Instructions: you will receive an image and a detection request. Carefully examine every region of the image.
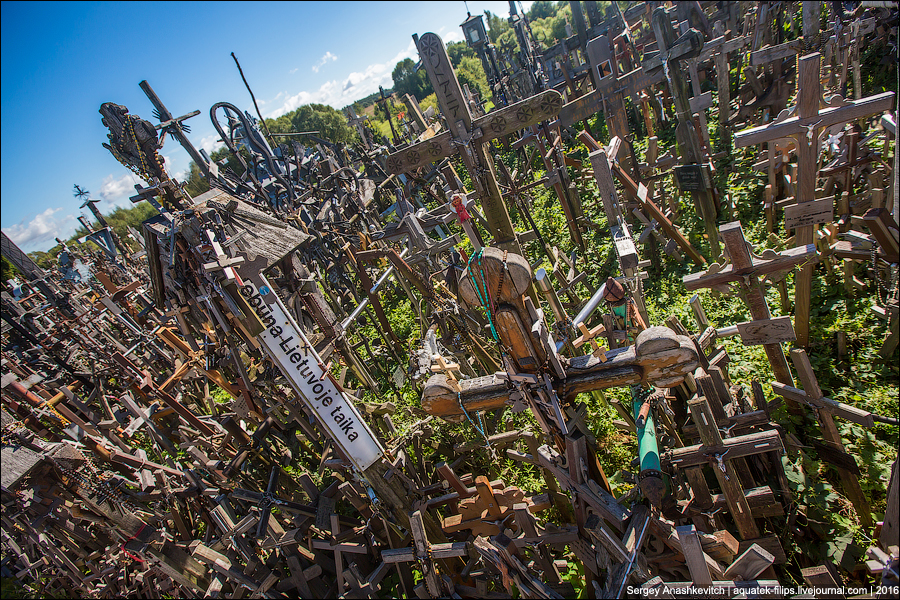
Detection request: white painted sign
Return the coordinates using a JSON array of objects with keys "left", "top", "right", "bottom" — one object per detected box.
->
[{"left": 238, "top": 275, "right": 384, "bottom": 471}]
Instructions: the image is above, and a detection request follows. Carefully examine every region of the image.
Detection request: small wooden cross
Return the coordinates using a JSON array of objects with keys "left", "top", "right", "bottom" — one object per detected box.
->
[
  {"left": 381, "top": 510, "right": 468, "bottom": 598},
  {"left": 684, "top": 221, "right": 816, "bottom": 390}
]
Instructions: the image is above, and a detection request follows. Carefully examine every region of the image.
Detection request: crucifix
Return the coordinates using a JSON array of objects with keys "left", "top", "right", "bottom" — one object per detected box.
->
[
  {"left": 385, "top": 32, "right": 564, "bottom": 256},
  {"left": 684, "top": 221, "right": 817, "bottom": 390},
  {"left": 139, "top": 80, "right": 209, "bottom": 178},
  {"left": 381, "top": 510, "right": 468, "bottom": 598},
  {"left": 734, "top": 51, "right": 895, "bottom": 347},
  {"left": 560, "top": 57, "right": 666, "bottom": 173},
  {"left": 643, "top": 6, "right": 722, "bottom": 260}
]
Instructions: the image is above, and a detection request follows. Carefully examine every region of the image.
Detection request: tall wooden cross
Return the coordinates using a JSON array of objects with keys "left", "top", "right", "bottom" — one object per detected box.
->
[
  {"left": 377, "top": 85, "right": 399, "bottom": 145},
  {"left": 684, "top": 221, "right": 817, "bottom": 389},
  {"left": 385, "top": 32, "right": 563, "bottom": 255},
  {"left": 734, "top": 52, "right": 894, "bottom": 347},
  {"left": 644, "top": 6, "right": 722, "bottom": 259}
]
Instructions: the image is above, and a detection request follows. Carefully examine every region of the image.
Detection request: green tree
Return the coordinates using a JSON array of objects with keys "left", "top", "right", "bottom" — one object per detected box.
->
[
  {"left": 392, "top": 58, "right": 433, "bottom": 101},
  {"left": 294, "top": 104, "right": 358, "bottom": 145},
  {"left": 1, "top": 255, "right": 19, "bottom": 283},
  {"left": 447, "top": 41, "right": 475, "bottom": 68},
  {"left": 527, "top": 0, "right": 557, "bottom": 20},
  {"left": 456, "top": 56, "right": 490, "bottom": 100},
  {"left": 484, "top": 10, "right": 511, "bottom": 44}
]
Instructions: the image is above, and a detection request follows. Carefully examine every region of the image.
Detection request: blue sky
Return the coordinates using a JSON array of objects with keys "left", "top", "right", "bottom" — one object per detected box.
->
[{"left": 1, "top": 1, "right": 532, "bottom": 253}]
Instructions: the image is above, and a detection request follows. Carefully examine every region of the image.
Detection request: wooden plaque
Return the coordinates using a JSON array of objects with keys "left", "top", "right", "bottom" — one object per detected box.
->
[
  {"left": 736, "top": 317, "right": 796, "bottom": 346},
  {"left": 784, "top": 197, "right": 834, "bottom": 230}
]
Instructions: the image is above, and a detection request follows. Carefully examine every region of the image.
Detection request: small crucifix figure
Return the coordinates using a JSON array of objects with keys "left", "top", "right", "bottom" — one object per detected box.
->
[{"left": 734, "top": 51, "right": 894, "bottom": 347}]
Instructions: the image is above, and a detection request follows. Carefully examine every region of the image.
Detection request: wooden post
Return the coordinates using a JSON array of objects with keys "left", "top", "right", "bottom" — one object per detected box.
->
[
  {"left": 789, "top": 349, "right": 873, "bottom": 527},
  {"left": 688, "top": 396, "right": 760, "bottom": 539}
]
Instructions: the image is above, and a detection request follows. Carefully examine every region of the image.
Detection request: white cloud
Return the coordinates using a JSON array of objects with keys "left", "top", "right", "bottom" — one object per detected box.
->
[
  {"left": 99, "top": 172, "right": 140, "bottom": 208},
  {"left": 2, "top": 207, "right": 77, "bottom": 252},
  {"left": 443, "top": 30, "right": 464, "bottom": 44},
  {"left": 312, "top": 51, "right": 338, "bottom": 73},
  {"left": 199, "top": 134, "right": 225, "bottom": 155},
  {"left": 267, "top": 41, "right": 418, "bottom": 118},
  {"left": 289, "top": 67, "right": 299, "bottom": 75}
]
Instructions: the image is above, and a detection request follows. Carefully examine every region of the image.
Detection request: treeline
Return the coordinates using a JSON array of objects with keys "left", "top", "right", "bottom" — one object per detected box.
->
[
  {"left": 139, "top": 3, "right": 587, "bottom": 213},
  {"left": 26, "top": 201, "right": 159, "bottom": 270}
]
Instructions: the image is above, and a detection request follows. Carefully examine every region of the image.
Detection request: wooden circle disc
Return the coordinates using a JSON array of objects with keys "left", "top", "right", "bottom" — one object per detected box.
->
[{"left": 457, "top": 248, "right": 532, "bottom": 308}]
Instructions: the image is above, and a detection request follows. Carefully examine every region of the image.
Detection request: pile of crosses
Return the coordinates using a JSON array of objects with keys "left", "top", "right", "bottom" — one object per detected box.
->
[{"left": 3, "top": 1, "right": 899, "bottom": 598}]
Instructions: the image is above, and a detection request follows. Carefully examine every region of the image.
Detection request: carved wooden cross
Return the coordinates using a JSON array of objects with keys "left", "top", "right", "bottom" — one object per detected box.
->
[
  {"left": 734, "top": 51, "right": 894, "bottom": 346},
  {"left": 385, "top": 32, "right": 563, "bottom": 255},
  {"left": 644, "top": 6, "right": 722, "bottom": 259},
  {"left": 422, "top": 248, "right": 698, "bottom": 421},
  {"left": 684, "top": 221, "right": 817, "bottom": 389}
]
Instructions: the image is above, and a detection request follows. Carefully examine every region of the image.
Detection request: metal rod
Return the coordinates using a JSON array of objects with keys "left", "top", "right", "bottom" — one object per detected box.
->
[
  {"left": 341, "top": 248, "right": 409, "bottom": 330},
  {"left": 571, "top": 281, "right": 608, "bottom": 330}
]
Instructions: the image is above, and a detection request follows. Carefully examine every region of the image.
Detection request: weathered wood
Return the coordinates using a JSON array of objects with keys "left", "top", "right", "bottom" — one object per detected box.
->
[{"left": 688, "top": 396, "right": 759, "bottom": 540}]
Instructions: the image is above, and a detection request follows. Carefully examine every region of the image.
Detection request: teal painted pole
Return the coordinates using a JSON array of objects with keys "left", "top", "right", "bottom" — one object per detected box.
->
[{"left": 632, "top": 386, "right": 665, "bottom": 507}]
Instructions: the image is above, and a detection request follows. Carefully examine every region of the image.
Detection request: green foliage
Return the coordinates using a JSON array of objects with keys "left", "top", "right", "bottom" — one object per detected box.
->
[
  {"left": 2, "top": 255, "right": 20, "bottom": 282},
  {"left": 392, "top": 57, "right": 433, "bottom": 101},
  {"left": 447, "top": 41, "right": 475, "bottom": 68},
  {"left": 484, "top": 10, "right": 511, "bottom": 44},
  {"left": 265, "top": 103, "right": 359, "bottom": 147},
  {"left": 456, "top": 56, "right": 491, "bottom": 101},
  {"left": 527, "top": 0, "right": 557, "bottom": 21}
]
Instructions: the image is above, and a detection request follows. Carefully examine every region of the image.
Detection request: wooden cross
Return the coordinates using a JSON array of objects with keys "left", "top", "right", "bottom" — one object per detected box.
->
[
  {"left": 580, "top": 132, "right": 650, "bottom": 326},
  {"left": 734, "top": 52, "right": 895, "bottom": 346},
  {"left": 641, "top": 526, "right": 780, "bottom": 598},
  {"left": 684, "top": 221, "right": 817, "bottom": 389},
  {"left": 385, "top": 32, "right": 563, "bottom": 255},
  {"left": 376, "top": 85, "right": 399, "bottom": 145},
  {"left": 644, "top": 5, "right": 722, "bottom": 259},
  {"left": 381, "top": 510, "right": 467, "bottom": 598},
  {"left": 423, "top": 248, "right": 699, "bottom": 420},
  {"left": 345, "top": 106, "right": 370, "bottom": 150},
  {"left": 770, "top": 349, "right": 874, "bottom": 527}
]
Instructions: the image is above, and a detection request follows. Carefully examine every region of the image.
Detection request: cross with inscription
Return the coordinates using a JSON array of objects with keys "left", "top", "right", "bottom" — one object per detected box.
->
[
  {"left": 734, "top": 52, "right": 894, "bottom": 347},
  {"left": 643, "top": 6, "right": 722, "bottom": 260},
  {"left": 385, "top": 32, "right": 563, "bottom": 256},
  {"left": 684, "top": 221, "right": 816, "bottom": 390}
]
